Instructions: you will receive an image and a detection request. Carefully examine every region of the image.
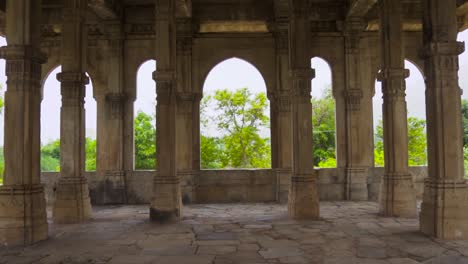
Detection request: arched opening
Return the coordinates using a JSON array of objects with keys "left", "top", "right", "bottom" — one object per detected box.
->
[
  {"left": 458, "top": 29, "right": 468, "bottom": 177},
  {"left": 311, "top": 57, "right": 336, "bottom": 168},
  {"left": 200, "top": 57, "right": 271, "bottom": 169},
  {"left": 134, "top": 60, "right": 156, "bottom": 171},
  {"left": 40, "top": 66, "right": 97, "bottom": 172},
  {"left": 373, "top": 60, "right": 427, "bottom": 167},
  {"left": 0, "top": 36, "right": 6, "bottom": 184}
]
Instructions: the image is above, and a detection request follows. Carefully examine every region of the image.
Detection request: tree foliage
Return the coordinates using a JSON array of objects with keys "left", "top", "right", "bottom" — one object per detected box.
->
[
  {"left": 201, "top": 88, "right": 271, "bottom": 169},
  {"left": 312, "top": 86, "right": 336, "bottom": 167},
  {"left": 40, "top": 138, "right": 97, "bottom": 172},
  {"left": 374, "top": 117, "right": 427, "bottom": 167},
  {"left": 134, "top": 111, "right": 156, "bottom": 170}
]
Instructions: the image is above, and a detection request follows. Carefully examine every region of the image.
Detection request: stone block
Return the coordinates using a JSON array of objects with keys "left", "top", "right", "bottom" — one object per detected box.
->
[
  {"left": 53, "top": 177, "right": 92, "bottom": 224},
  {"left": 0, "top": 185, "right": 48, "bottom": 246}
]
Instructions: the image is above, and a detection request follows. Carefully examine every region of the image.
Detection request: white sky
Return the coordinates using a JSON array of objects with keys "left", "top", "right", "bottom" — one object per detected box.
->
[{"left": 0, "top": 30, "right": 467, "bottom": 145}]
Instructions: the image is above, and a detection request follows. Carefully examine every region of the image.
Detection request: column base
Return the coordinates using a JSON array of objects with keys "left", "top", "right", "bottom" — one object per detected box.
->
[
  {"left": 345, "top": 167, "right": 369, "bottom": 201},
  {"left": 379, "top": 173, "right": 417, "bottom": 218},
  {"left": 420, "top": 179, "right": 468, "bottom": 240},
  {"left": 91, "top": 170, "right": 127, "bottom": 205},
  {"left": 178, "top": 170, "right": 199, "bottom": 204},
  {"left": 0, "top": 184, "right": 48, "bottom": 246},
  {"left": 53, "top": 177, "right": 92, "bottom": 224},
  {"left": 288, "top": 175, "right": 320, "bottom": 219},
  {"left": 150, "top": 176, "right": 182, "bottom": 223}
]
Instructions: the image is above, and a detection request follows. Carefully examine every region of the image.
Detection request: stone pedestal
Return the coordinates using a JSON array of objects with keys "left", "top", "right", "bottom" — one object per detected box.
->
[
  {"left": 379, "top": 174, "right": 417, "bottom": 217},
  {"left": 91, "top": 170, "right": 127, "bottom": 205},
  {"left": 150, "top": 176, "right": 182, "bottom": 222},
  {"left": 53, "top": 177, "right": 92, "bottom": 224},
  {"left": 345, "top": 167, "right": 369, "bottom": 201},
  {"left": 0, "top": 185, "right": 48, "bottom": 246},
  {"left": 420, "top": 180, "right": 468, "bottom": 239},
  {"left": 288, "top": 176, "right": 320, "bottom": 219}
]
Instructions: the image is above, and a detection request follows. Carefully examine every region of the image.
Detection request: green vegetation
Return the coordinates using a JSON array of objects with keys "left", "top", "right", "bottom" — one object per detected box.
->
[
  {"left": 312, "top": 86, "right": 336, "bottom": 167},
  {"left": 374, "top": 117, "right": 428, "bottom": 167},
  {"left": 134, "top": 111, "right": 156, "bottom": 170},
  {"left": 201, "top": 88, "right": 271, "bottom": 169},
  {"left": 40, "top": 138, "right": 97, "bottom": 172}
]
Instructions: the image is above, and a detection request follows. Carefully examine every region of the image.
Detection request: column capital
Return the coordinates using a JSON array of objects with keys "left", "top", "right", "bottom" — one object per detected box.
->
[
  {"left": 0, "top": 45, "right": 46, "bottom": 63},
  {"left": 421, "top": 41, "right": 465, "bottom": 58},
  {"left": 154, "top": 70, "right": 175, "bottom": 105},
  {"left": 105, "top": 93, "right": 127, "bottom": 120},
  {"left": 58, "top": 72, "right": 88, "bottom": 105},
  {"left": 344, "top": 89, "right": 363, "bottom": 111},
  {"left": 153, "top": 70, "right": 175, "bottom": 82},
  {"left": 290, "top": 68, "right": 314, "bottom": 100},
  {"left": 57, "top": 71, "right": 89, "bottom": 85},
  {"left": 269, "top": 91, "right": 292, "bottom": 112},
  {"left": 176, "top": 92, "right": 201, "bottom": 102},
  {"left": 377, "top": 68, "right": 409, "bottom": 82},
  {"left": 0, "top": 46, "right": 46, "bottom": 91},
  {"left": 290, "top": 68, "right": 315, "bottom": 80}
]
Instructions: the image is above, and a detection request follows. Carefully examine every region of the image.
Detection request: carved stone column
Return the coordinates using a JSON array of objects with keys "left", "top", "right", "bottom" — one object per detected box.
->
[
  {"left": 0, "top": 0, "right": 48, "bottom": 246},
  {"left": 94, "top": 92, "right": 127, "bottom": 204},
  {"left": 176, "top": 19, "right": 198, "bottom": 204},
  {"left": 377, "top": 0, "right": 417, "bottom": 218},
  {"left": 272, "top": 25, "right": 293, "bottom": 203},
  {"left": 150, "top": 0, "right": 181, "bottom": 222},
  {"left": 53, "top": 0, "right": 92, "bottom": 223},
  {"left": 176, "top": 92, "right": 200, "bottom": 204},
  {"left": 420, "top": 0, "right": 468, "bottom": 239},
  {"left": 94, "top": 26, "right": 128, "bottom": 205},
  {"left": 343, "top": 18, "right": 370, "bottom": 201},
  {"left": 288, "top": 0, "right": 320, "bottom": 219}
]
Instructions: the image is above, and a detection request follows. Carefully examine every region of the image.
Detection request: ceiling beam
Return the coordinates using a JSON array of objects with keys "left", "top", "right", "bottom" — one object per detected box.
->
[
  {"left": 347, "top": 0, "right": 377, "bottom": 18},
  {"left": 88, "top": 0, "right": 122, "bottom": 20},
  {"left": 176, "top": 0, "right": 192, "bottom": 17}
]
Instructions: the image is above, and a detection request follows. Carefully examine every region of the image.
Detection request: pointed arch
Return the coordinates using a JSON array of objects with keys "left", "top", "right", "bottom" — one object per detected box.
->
[
  {"left": 200, "top": 57, "right": 271, "bottom": 169},
  {"left": 311, "top": 57, "right": 336, "bottom": 168},
  {"left": 134, "top": 59, "right": 157, "bottom": 170}
]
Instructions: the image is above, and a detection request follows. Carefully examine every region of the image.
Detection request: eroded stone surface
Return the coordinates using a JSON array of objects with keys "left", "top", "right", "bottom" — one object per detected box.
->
[{"left": 1, "top": 202, "right": 468, "bottom": 264}]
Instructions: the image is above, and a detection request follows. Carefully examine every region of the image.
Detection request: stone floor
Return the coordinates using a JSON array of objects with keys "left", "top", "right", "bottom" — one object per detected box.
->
[{"left": 1, "top": 202, "right": 468, "bottom": 264}]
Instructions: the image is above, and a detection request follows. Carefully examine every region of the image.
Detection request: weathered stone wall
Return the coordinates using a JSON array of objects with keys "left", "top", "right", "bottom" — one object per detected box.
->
[{"left": 41, "top": 167, "right": 428, "bottom": 205}]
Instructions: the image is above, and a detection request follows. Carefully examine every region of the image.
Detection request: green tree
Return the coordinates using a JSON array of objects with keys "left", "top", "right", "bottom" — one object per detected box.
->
[
  {"left": 41, "top": 139, "right": 60, "bottom": 172},
  {"left": 312, "top": 86, "right": 336, "bottom": 167},
  {"left": 85, "top": 138, "right": 97, "bottom": 171},
  {"left": 134, "top": 111, "right": 156, "bottom": 170},
  {"left": 374, "top": 117, "right": 427, "bottom": 167},
  {"left": 462, "top": 99, "right": 468, "bottom": 147},
  {"left": 200, "top": 135, "right": 225, "bottom": 169},
  {"left": 201, "top": 88, "right": 271, "bottom": 169}
]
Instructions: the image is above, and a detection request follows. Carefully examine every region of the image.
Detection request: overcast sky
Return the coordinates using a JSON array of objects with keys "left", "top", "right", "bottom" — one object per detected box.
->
[{"left": 0, "top": 30, "right": 467, "bottom": 145}]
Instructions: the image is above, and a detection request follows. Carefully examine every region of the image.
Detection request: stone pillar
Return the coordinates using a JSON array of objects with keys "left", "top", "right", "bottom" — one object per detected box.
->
[
  {"left": 150, "top": 0, "right": 181, "bottom": 222},
  {"left": 53, "top": 0, "right": 92, "bottom": 223},
  {"left": 343, "top": 18, "right": 370, "bottom": 201},
  {"left": 288, "top": 0, "right": 320, "bottom": 219},
  {"left": 377, "top": 0, "right": 417, "bottom": 218},
  {"left": 94, "top": 92, "right": 127, "bottom": 204},
  {"left": 0, "top": 0, "right": 48, "bottom": 246},
  {"left": 94, "top": 26, "right": 127, "bottom": 205},
  {"left": 420, "top": 0, "right": 468, "bottom": 239},
  {"left": 176, "top": 19, "right": 199, "bottom": 204},
  {"left": 271, "top": 26, "right": 293, "bottom": 203}
]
